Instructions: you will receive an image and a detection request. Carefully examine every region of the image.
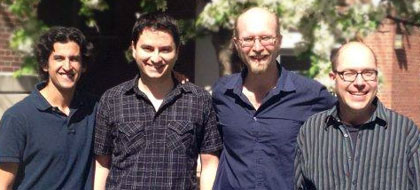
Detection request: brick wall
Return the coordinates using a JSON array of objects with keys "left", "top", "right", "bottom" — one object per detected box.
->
[
  {"left": 365, "top": 19, "right": 420, "bottom": 127},
  {"left": 0, "top": 4, "right": 22, "bottom": 72}
]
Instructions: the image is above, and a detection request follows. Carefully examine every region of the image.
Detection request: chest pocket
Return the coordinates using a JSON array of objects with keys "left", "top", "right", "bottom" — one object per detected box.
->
[
  {"left": 116, "top": 121, "right": 146, "bottom": 155},
  {"left": 166, "top": 121, "right": 195, "bottom": 153}
]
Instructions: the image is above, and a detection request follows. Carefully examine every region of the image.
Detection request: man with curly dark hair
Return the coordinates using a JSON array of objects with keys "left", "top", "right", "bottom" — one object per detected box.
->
[{"left": 0, "top": 26, "right": 96, "bottom": 190}]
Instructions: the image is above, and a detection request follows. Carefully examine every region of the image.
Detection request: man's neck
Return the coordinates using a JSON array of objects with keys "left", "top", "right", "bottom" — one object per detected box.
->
[
  {"left": 338, "top": 103, "right": 376, "bottom": 126},
  {"left": 242, "top": 62, "right": 279, "bottom": 110},
  {"left": 138, "top": 73, "right": 174, "bottom": 111},
  {"left": 40, "top": 82, "right": 75, "bottom": 116}
]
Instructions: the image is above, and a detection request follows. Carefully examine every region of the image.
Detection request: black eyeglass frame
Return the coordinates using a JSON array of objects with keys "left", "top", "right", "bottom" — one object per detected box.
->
[{"left": 334, "top": 69, "right": 378, "bottom": 82}]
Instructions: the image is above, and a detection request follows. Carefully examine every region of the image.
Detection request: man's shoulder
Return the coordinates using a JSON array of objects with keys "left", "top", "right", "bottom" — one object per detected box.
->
[
  {"left": 101, "top": 80, "right": 134, "bottom": 99},
  {"left": 300, "top": 108, "right": 331, "bottom": 130},
  {"left": 1, "top": 93, "right": 38, "bottom": 122},
  {"left": 212, "top": 73, "right": 240, "bottom": 95},
  {"left": 181, "top": 82, "right": 211, "bottom": 97},
  {"left": 5, "top": 93, "right": 37, "bottom": 114},
  {"left": 77, "top": 90, "right": 99, "bottom": 105},
  {"left": 286, "top": 70, "right": 325, "bottom": 93},
  {"left": 380, "top": 103, "right": 418, "bottom": 129}
]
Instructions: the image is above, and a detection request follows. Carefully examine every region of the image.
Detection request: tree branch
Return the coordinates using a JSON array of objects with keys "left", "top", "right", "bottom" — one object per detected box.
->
[{"left": 386, "top": 15, "right": 420, "bottom": 27}]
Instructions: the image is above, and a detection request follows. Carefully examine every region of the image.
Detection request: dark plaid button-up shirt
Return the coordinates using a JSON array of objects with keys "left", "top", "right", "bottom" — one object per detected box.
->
[
  {"left": 94, "top": 75, "right": 222, "bottom": 190},
  {"left": 295, "top": 98, "right": 420, "bottom": 190}
]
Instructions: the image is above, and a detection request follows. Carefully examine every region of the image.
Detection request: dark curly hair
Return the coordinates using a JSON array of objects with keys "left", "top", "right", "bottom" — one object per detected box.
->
[
  {"left": 131, "top": 12, "right": 180, "bottom": 49},
  {"left": 36, "top": 26, "right": 93, "bottom": 81}
]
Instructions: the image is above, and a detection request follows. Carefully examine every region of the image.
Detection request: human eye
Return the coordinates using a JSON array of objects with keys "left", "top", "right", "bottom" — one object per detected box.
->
[
  {"left": 343, "top": 71, "right": 357, "bottom": 77},
  {"left": 362, "top": 70, "right": 376, "bottom": 76},
  {"left": 160, "top": 47, "right": 172, "bottom": 53},
  {"left": 141, "top": 45, "right": 154, "bottom": 52},
  {"left": 53, "top": 55, "right": 65, "bottom": 61},
  {"left": 261, "top": 36, "right": 272, "bottom": 42},
  {"left": 242, "top": 37, "right": 254, "bottom": 43},
  {"left": 69, "top": 56, "right": 81, "bottom": 62}
]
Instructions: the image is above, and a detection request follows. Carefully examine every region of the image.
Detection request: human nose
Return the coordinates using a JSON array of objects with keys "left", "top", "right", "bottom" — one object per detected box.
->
[
  {"left": 62, "top": 59, "right": 72, "bottom": 71},
  {"left": 252, "top": 38, "right": 264, "bottom": 52},
  {"left": 150, "top": 50, "right": 162, "bottom": 64},
  {"left": 353, "top": 73, "right": 365, "bottom": 85}
]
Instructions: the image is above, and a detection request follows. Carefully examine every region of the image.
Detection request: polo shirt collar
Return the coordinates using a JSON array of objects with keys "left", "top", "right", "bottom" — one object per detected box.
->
[
  {"left": 31, "top": 82, "right": 51, "bottom": 111},
  {"left": 225, "top": 62, "right": 296, "bottom": 95},
  {"left": 325, "top": 97, "right": 388, "bottom": 129},
  {"left": 31, "top": 82, "right": 86, "bottom": 112}
]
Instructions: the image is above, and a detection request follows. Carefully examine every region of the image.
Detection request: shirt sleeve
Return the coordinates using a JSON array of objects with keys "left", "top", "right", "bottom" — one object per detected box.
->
[
  {"left": 199, "top": 94, "right": 223, "bottom": 154},
  {"left": 0, "top": 113, "right": 26, "bottom": 163},
  {"left": 408, "top": 123, "right": 420, "bottom": 189},
  {"left": 94, "top": 95, "right": 113, "bottom": 155}
]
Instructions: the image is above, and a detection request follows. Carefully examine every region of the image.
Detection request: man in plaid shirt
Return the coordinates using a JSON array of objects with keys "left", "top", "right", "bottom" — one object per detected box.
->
[{"left": 93, "top": 12, "right": 222, "bottom": 190}]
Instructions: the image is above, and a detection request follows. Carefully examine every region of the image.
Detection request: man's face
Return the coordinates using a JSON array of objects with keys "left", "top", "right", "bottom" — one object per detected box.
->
[
  {"left": 234, "top": 9, "right": 281, "bottom": 74},
  {"left": 44, "top": 41, "right": 84, "bottom": 91},
  {"left": 132, "top": 28, "right": 178, "bottom": 80},
  {"left": 330, "top": 43, "right": 378, "bottom": 113}
]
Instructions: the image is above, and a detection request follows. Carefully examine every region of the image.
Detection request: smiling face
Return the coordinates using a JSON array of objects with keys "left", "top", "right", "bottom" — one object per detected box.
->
[
  {"left": 330, "top": 42, "right": 378, "bottom": 113},
  {"left": 132, "top": 27, "right": 178, "bottom": 81},
  {"left": 234, "top": 8, "right": 281, "bottom": 74},
  {"left": 43, "top": 41, "right": 84, "bottom": 92}
]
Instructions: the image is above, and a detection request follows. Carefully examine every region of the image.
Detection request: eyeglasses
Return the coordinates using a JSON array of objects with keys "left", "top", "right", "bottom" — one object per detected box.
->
[
  {"left": 335, "top": 69, "right": 378, "bottom": 82},
  {"left": 236, "top": 36, "right": 277, "bottom": 47}
]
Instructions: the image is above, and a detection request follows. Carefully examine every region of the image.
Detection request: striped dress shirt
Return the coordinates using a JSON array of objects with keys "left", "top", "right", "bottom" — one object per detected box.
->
[{"left": 295, "top": 98, "right": 420, "bottom": 190}]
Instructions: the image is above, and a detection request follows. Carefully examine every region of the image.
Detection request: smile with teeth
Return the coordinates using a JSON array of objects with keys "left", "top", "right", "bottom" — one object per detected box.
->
[
  {"left": 250, "top": 55, "right": 268, "bottom": 61},
  {"left": 146, "top": 62, "right": 166, "bottom": 70},
  {"left": 59, "top": 72, "right": 75, "bottom": 79},
  {"left": 349, "top": 91, "right": 368, "bottom": 96}
]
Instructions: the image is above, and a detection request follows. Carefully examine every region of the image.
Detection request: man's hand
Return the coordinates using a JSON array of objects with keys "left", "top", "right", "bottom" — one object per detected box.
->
[
  {"left": 174, "top": 71, "right": 189, "bottom": 84},
  {"left": 0, "top": 162, "right": 18, "bottom": 190}
]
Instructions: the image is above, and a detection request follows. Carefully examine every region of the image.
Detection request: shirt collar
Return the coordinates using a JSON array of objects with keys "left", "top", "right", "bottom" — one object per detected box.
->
[
  {"left": 224, "top": 62, "right": 296, "bottom": 95},
  {"left": 324, "top": 97, "right": 388, "bottom": 129},
  {"left": 123, "top": 73, "right": 194, "bottom": 96},
  {"left": 31, "top": 82, "right": 51, "bottom": 111},
  {"left": 31, "top": 81, "right": 85, "bottom": 111}
]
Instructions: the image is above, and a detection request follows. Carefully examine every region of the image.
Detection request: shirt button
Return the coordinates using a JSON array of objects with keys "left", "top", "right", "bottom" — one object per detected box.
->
[
  {"left": 253, "top": 117, "right": 257, "bottom": 121},
  {"left": 344, "top": 133, "right": 349, "bottom": 138},
  {"left": 348, "top": 157, "right": 352, "bottom": 161}
]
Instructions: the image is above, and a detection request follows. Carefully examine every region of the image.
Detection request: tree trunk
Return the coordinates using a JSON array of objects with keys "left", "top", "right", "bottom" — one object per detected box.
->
[{"left": 211, "top": 29, "right": 242, "bottom": 76}]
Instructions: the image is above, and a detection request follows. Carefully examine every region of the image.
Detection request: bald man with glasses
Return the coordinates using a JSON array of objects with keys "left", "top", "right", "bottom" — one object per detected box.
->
[
  {"left": 295, "top": 41, "right": 420, "bottom": 189},
  {"left": 211, "top": 7, "right": 336, "bottom": 190}
]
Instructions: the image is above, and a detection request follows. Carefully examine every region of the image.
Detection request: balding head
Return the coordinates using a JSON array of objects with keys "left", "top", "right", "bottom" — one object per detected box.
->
[
  {"left": 331, "top": 41, "right": 377, "bottom": 71},
  {"left": 234, "top": 7, "right": 280, "bottom": 38}
]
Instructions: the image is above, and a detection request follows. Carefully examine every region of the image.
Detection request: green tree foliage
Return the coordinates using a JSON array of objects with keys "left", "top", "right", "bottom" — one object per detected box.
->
[
  {"left": 4, "top": 0, "right": 420, "bottom": 84},
  {"left": 196, "top": 0, "right": 420, "bottom": 88}
]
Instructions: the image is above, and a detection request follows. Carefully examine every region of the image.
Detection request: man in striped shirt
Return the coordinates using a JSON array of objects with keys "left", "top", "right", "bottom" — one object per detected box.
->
[{"left": 295, "top": 41, "right": 420, "bottom": 189}]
